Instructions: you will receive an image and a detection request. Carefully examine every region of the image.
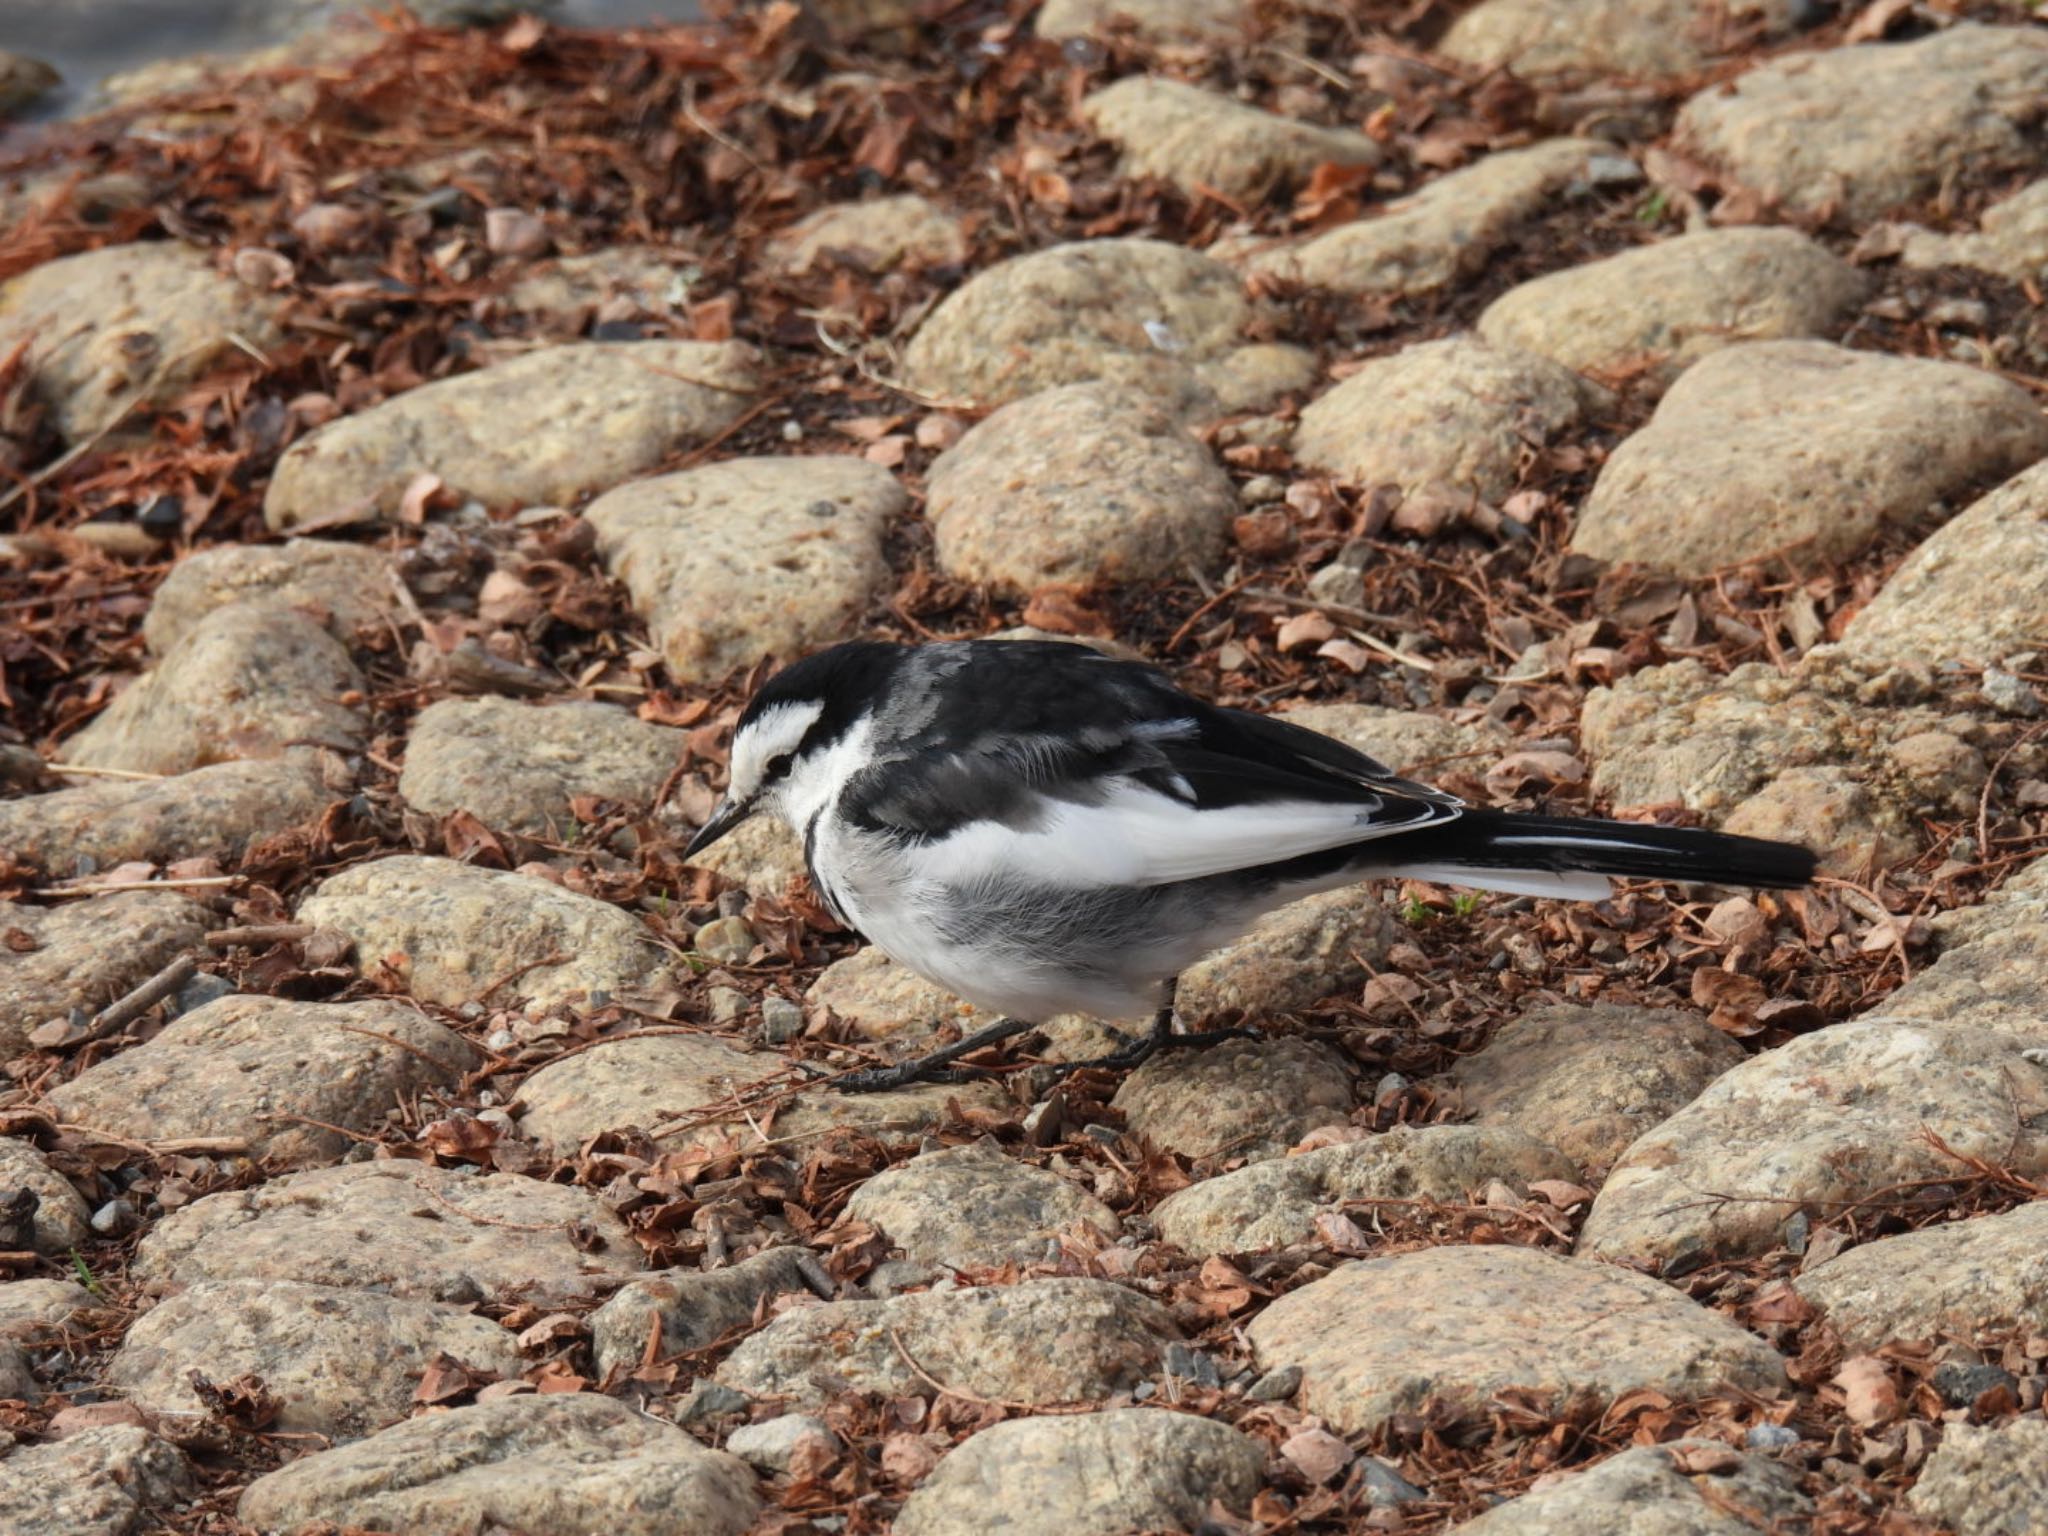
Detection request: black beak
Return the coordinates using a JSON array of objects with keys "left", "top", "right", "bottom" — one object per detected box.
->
[{"left": 684, "top": 795, "right": 754, "bottom": 860}]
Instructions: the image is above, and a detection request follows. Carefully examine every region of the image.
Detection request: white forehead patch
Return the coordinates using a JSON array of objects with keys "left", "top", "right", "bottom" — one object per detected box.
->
[{"left": 729, "top": 699, "right": 824, "bottom": 801}]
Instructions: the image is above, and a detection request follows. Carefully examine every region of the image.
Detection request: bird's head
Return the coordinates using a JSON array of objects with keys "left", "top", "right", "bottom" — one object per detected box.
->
[{"left": 683, "top": 641, "right": 906, "bottom": 859}]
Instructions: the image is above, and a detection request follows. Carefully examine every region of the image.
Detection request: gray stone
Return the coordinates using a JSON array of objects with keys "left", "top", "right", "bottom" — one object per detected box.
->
[
  {"left": 1248, "top": 1247, "right": 1785, "bottom": 1434},
  {"left": 1795, "top": 1201, "right": 2048, "bottom": 1348},
  {"left": 767, "top": 195, "right": 967, "bottom": 275},
  {"left": 503, "top": 245, "right": 688, "bottom": 325},
  {"left": 1673, "top": 24, "right": 2048, "bottom": 222},
  {"left": 237, "top": 1393, "right": 758, "bottom": 1536},
  {"left": 400, "top": 697, "right": 681, "bottom": 834},
  {"left": 0, "top": 890, "right": 205, "bottom": 1056},
  {"left": 60, "top": 607, "right": 367, "bottom": 775},
  {"left": 1292, "top": 336, "right": 1597, "bottom": 500},
  {"left": 1573, "top": 340, "right": 2048, "bottom": 576},
  {"left": 1036, "top": 0, "right": 1246, "bottom": 42},
  {"left": 0, "top": 242, "right": 286, "bottom": 443},
  {"left": 0, "top": 52, "right": 59, "bottom": 115},
  {"left": 1909, "top": 1419, "right": 2048, "bottom": 1536},
  {"left": 726, "top": 1414, "right": 840, "bottom": 1474},
  {"left": 903, "top": 238, "right": 1314, "bottom": 419},
  {"left": 296, "top": 854, "right": 673, "bottom": 1011},
  {"left": 846, "top": 1142, "right": 1119, "bottom": 1270},
  {"left": 0, "top": 1137, "right": 90, "bottom": 1255},
  {"left": 1152, "top": 1123, "right": 1577, "bottom": 1256},
  {"left": 1580, "top": 1021, "right": 2048, "bottom": 1266},
  {"left": 1273, "top": 702, "right": 1503, "bottom": 776},
  {"left": 1244, "top": 139, "right": 1618, "bottom": 297},
  {"left": 0, "top": 1425, "right": 192, "bottom": 1536},
  {"left": 590, "top": 1248, "right": 817, "bottom": 1377},
  {"left": 1080, "top": 77, "right": 1379, "bottom": 201},
  {"left": 1112, "top": 1036, "right": 1353, "bottom": 1163},
  {"left": 1476, "top": 228, "right": 1863, "bottom": 390},
  {"left": 134, "top": 1161, "right": 641, "bottom": 1303},
  {"left": 1447, "top": 1003, "right": 1743, "bottom": 1172},
  {"left": 46, "top": 996, "right": 480, "bottom": 1167},
  {"left": 585, "top": 455, "right": 901, "bottom": 684},
  {"left": 893, "top": 1408, "right": 1262, "bottom": 1536},
  {"left": 0, "top": 1279, "right": 94, "bottom": 1340},
  {"left": 107, "top": 1278, "right": 522, "bottom": 1437},
  {"left": 926, "top": 384, "right": 1237, "bottom": 593},
  {"left": 717, "top": 1277, "right": 1178, "bottom": 1406},
  {"left": 0, "top": 757, "right": 338, "bottom": 873},
  {"left": 142, "top": 538, "right": 398, "bottom": 654},
  {"left": 1882, "top": 178, "right": 2048, "bottom": 284},
  {"left": 1441, "top": 0, "right": 1809, "bottom": 78},
  {"left": 265, "top": 340, "right": 762, "bottom": 529},
  {"left": 0, "top": 1342, "right": 35, "bottom": 1401},
  {"left": 1448, "top": 1441, "right": 1810, "bottom": 1535},
  {"left": 1842, "top": 459, "right": 2048, "bottom": 669}
]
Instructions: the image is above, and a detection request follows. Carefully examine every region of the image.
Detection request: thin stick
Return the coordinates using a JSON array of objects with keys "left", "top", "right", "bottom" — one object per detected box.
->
[
  {"left": 887, "top": 1326, "right": 1098, "bottom": 1414},
  {"left": 205, "top": 923, "right": 314, "bottom": 948},
  {"left": 81, "top": 955, "right": 196, "bottom": 1042},
  {"left": 52, "top": 1126, "right": 250, "bottom": 1156},
  {"left": 35, "top": 875, "right": 243, "bottom": 897},
  {"left": 46, "top": 762, "right": 165, "bottom": 781}
]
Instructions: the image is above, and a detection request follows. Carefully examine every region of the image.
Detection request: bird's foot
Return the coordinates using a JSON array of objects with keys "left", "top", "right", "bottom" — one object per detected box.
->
[
  {"left": 832, "top": 1015, "right": 1033, "bottom": 1094},
  {"left": 1048, "top": 1016, "right": 1259, "bottom": 1078}
]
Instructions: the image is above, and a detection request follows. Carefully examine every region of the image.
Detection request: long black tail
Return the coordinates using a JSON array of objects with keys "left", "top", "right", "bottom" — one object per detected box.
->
[{"left": 1376, "top": 808, "right": 1816, "bottom": 900}]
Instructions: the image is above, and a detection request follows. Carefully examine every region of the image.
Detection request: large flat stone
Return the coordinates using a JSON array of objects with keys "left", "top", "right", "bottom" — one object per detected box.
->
[
  {"left": 1881, "top": 177, "right": 2048, "bottom": 284},
  {"left": 47, "top": 996, "right": 479, "bottom": 1167},
  {"left": 0, "top": 890, "right": 205, "bottom": 1056},
  {"left": 717, "top": 1278, "right": 1179, "bottom": 1406},
  {"left": 767, "top": 194, "right": 968, "bottom": 275},
  {"left": 0, "top": 1136, "right": 91, "bottom": 1255},
  {"left": 1795, "top": 1199, "right": 2048, "bottom": 1349},
  {"left": 0, "top": 1279, "right": 94, "bottom": 1340},
  {"left": 142, "top": 538, "right": 398, "bottom": 654},
  {"left": 134, "top": 1161, "right": 642, "bottom": 1303},
  {"left": 846, "top": 1142, "right": 1120, "bottom": 1271},
  {"left": 264, "top": 340, "right": 761, "bottom": 529},
  {"left": 1448, "top": 1441, "right": 1810, "bottom": 1535},
  {"left": 1247, "top": 1246, "right": 1786, "bottom": 1434},
  {"left": 584, "top": 455, "right": 901, "bottom": 685},
  {"left": 296, "top": 855, "right": 673, "bottom": 1011},
  {"left": 589, "top": 1248, "right": 818, "bottom": 1377},
  {"left": 237, "top": 1393, "right": 758, "bottom": 1536},
  {"left": 1908, "top": 1419, "right": 2048, "bottom": 1536},
  {"left": 0, "top": 1425, "right": 192, "bottom": 1536},
  {"left": 1112, "top": 1036, "right": 1354, "bottom": 1163},
  {"left": 1442, "top": 0, "right": 1811, "bottom": 78},
  {"left": 1572, "top": 340, "right": 2048, "bottom": 575},
  {"left": 1152, "top": 1124, "right": 1576, "bottom": 1256},
  {"left": 107, "top": 1278, "right": 523, "bottom": 1438},
  {"left": 1080, "top": 77, "right": 1379, "bottom": 201},
  {"left": 1036, "top": 0, "right": 1246, "bottom": 42}
]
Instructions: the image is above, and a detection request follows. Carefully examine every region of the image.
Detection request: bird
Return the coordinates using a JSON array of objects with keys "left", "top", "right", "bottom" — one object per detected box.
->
[{"left": 684, "top": 638, "right": 1816, "bottom": 1092}]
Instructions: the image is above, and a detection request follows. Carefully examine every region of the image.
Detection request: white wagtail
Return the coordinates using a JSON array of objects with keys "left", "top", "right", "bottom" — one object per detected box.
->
[{"left": 684, "top": 639, "right": 1815, "bottom": 1092}]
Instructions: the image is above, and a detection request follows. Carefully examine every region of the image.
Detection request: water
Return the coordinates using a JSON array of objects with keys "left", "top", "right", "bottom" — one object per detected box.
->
[{"left": 0, "top": 1, "right": 704, "bottom": 118}]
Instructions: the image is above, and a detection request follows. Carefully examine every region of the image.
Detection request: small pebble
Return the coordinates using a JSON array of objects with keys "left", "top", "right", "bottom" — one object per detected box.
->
[
  {"left": 1980, "top": 668, "right": 2043, "bottom": 717},
  {"left": 1745, "top": 1423, "right": 1802, "bottom": 1451},
  {"left": 1246, "top": 1364, "right": 1302, "bottom": 1401},
  {"left": 676, "top": 1380, "right": 750, "bottom": 1423},
  {"left": 1354, "top": 1454, "right": 1428, "bottom": 1508},
  {"left": 727, "top": 1412, "right": 841, "bottom": 1473},
  {"left": 1163, "top": 1342, "right": 1223, "bottom": 1390},
  {"left": 708, "top": 986, "right": 749, "bottom": 1024},
  {"left": 90, "top": 1198, "right": 137, "bottom": 1236},
  {"left": 1240, "top": 474, "right": 1287, "bottom": 505},
  {"left": 694, "top": 917, "right": 756, "bottom": 966},
  {"left": 760, "top": 996, "right": 805, "bottom": 1043},
  {"left": 1931, "top": 1359, "right": 2017, "bottom": 1408}
]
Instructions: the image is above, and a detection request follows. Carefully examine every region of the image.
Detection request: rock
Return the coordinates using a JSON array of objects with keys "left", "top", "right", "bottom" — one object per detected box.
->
[
  {"left": 59, "top": 608, "right": 367, "bottom": 775},
  {"left": 1080, "top": 77, "right": 1379, "bottom": 201},
  {"left": 237, "top": 1393, "right": 757, "bottom": 1536},
  {"left": 46, "top": 997, "right": 480, "bottom": 1167},
  {"left": 926, "top": 384, "right": 1237, "bottom": 592},
  {"left": 0, "top": 242, "right": 286, "bottom": 444},
  {"left": 585, "top": 455, "right": 902, "bottom": 684},
  {"left": 1244, "top": 139, "right": 1621, "bottom": 297},
  {"left": 141, "top": 538, "right": 398, "bottom": 654},
  {"left": 503, "top": 245, "right": 687, "bottom": 325},
  {"left": 902, "top": 238, "right": 1314, "bottom": 419},
  {"left": 1580, "top": 1021, "right": 2048, "bottom": 1266},
  {"left": 726, "top": 1414, "right": 840, "bottom": 1474},
  {"left": 0, "top": 52, "right": 59, "bottom": 115},
  {"left": 1794, "top": 1201, "right": 2048, "bottom": 1348},
  {"left": 1908, "top": 1419, "right": 2048, "bottom": 1536},
  {"left": 0, "top": 890, "right": 205, "bottom": 1056},
  {"left": 1273, "top": 702, "right": 1502, "bottom": 775},
  {"left": 1441, "top": 0, "right": 1808, "bottom": 78},
  {"left": 1447, "top": 1003, "right": 1743, "bottom": 1172},
  {"left": 846, "top": 1142, "right": 1120, "bottom": 1270},
  {"left": 400, "top": 697, "right": 682, "bottom": 834},
  {"left": 0, "top": 1425, "right": 192, "bottom": 1536},
  {"left": 1580, "top": 649, "right": 2000, "bottom": 868},
  {"left": 1036, "top": 0, "right": 1246, "bottom": 41},
  {"left": 1113, "top": 1036, "right": 1354, "bottom": 1163},
  {"left": 106, "top": 1279, "right": 521, "bottom": 1437},
  {"left": 1882, "top": 178, "right": 2048, "bottom": 284},
  {"left": 1574, "top": 340, "right": 2048, "bottom": 576},
  {"left": 1841, "top": 459, "right": 2048, "bottom": 669},
  {"left": 1448, "top": 1441, "right": 1810, "bottom": 1535},
  {"left": 0, "top": 758, "right": 338, "bottom": 874},
  {"left": 0, "top": 1137, "right": 90, "bottom": 1254},
  {"left": 1249, "top": 1246, "right": 1784, "bottom": 1434},
  {"left": 1672, "top": 25, "right": 2048, "bottom": 222},
  {"left": 688, "top": 813, "right": 807, "bottom": 898},
  {"left": 134, "top": 1161, "right": 641, "bottom": 1303},
  {"left": 0, "top": 1279, "right": 93, "bottom": 1340},
  {"left": 296, "top": 855, "right": 673, "bottom": 1011},
  {"left": 0, "top": 1341, "right": 34, "bottom": 1400},
  {"left": 1153, "top": 1123, "right": 1576, "bottom": 1256},
  {"left": 893, "top": 1408, "right": 1262, "bottom": 1536},
  {"left": 717, "top": 1277, "right": 1178, "bottom": 1406},
  {"left": 1477, "top": 229, "right": 1863, "bottom": 390},
  {"left": 264, "top": 341, "right": 762, "bottom": 529},
  {"left": 590, "top": 1248, "right": 818, "bottom": 1377},
  {"left": 1291, "top": 336, "right": 1597, "bottom": 500},
  {"left": 768, "top": 195, "right": 968, "bottom": 274}
]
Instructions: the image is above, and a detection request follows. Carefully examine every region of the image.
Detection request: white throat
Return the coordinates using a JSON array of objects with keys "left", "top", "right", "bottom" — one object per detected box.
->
[{"left": 772, "top": 711, "right": 878, "bottom": 835}]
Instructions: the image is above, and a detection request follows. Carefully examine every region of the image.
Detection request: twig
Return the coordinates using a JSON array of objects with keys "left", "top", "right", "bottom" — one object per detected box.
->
[
  {"left": 886, "top": 1326, "right": 1098, "bottom": 1414},
  {"left": 1237, "top": 585, "right": 1418, "bottom": 633},
  {"left": 205, "top": 923, "right": 315, "bottom": 947},
  {"left": 335, "top": 1025, "right": 471, "bottom": 1080},
  {"left": 1979, "top": 721, "right": 2046, "bottom": 865},
  {"left": 81, "top": 955, "right": 196, "bottom": 1043},
  {"left": 259, "top": 1112, "right": 382, "bottom": 1146},
  {"left": 34, "top": 875, "right": 243, "bottom": 897},
  {"left": 52, "top": 1125, "right": 249, "bottom": 1157},
  {"left": 46, "top": 762, "right": 165, "bottom": 781}
]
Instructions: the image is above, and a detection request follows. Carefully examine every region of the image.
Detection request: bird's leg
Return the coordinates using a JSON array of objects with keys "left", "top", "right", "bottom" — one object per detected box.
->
[
  {"left": 834, "top": 1014, "right": 1036, "bottom": 1094},
  {"left": 1050, "top": 978, "right": 1258, "bottom": 1077}
]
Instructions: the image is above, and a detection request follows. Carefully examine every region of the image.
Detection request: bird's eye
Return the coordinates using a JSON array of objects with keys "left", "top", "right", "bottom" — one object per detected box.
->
[{"left": 763, "top": 753, "right": 793, "bottom": 783}]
